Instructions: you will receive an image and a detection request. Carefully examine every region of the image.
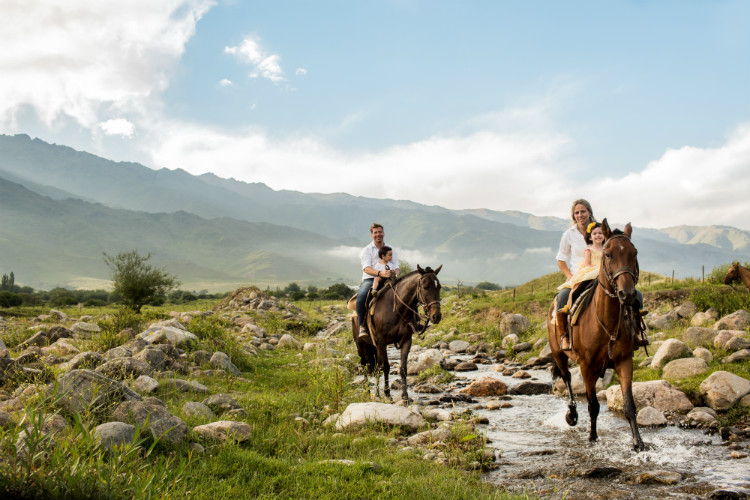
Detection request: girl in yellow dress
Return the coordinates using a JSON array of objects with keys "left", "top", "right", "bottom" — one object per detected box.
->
[{"left": 558, "top": 221, "right": 605, "bottom": 291}]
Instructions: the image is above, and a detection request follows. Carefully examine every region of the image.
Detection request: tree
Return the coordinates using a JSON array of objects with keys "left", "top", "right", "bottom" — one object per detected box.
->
[
  {"left": 476, "top": 281, "right": 501, "bottom": 290},
  {"left": 103, "top": 251, "right": 179, "bottom": 313}
]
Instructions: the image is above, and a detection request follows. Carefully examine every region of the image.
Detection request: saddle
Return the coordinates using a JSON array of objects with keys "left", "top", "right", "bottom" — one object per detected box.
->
[{"left": 569, "top": 279, "right": 597, "bottom": 326}]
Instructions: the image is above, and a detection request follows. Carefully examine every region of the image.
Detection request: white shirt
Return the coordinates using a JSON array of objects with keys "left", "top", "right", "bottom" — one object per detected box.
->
[
  {"left": 360, "top": 241, "right": 399, "bottom": 280},
  {"left": 556, "top": 226, "right": 588, "bottom": 273}
]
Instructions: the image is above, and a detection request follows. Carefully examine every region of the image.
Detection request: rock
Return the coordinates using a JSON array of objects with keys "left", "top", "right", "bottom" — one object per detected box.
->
[
  {"left": 413, "top": 383, "right": 442, "bottom": 393},
  {"left": 725, "top": 336, "right": 750, "bottom": 352},
  {"left": 508, "top": 381, "right": 552, "bottom": 396},
  {"left": 192, "top": 421, "right": 252, "bottom": 443},
  {"left": 686, "top": 407, "right": 718, "bottom": 426},
  {"left": 675, "top": 301, "right": 698, "bottom": 318},
  {"left": 335, "top": 402, "right": 424, "bottom": 430},
  {"left": 646, "top": 310, "right": 679, "bottom": 331},
  {"left": 606, "top": 380, "right": 693, "bottom": 413},
  {"left": 512, "top": 370, "right": 531, "bottom": 379},
  {"left": 47, "top": 326, "right": 72, "bottom": 342},
  {"left": 454, "top": 361, "right": 477, "bottom": 372},
  {"left": 700, "top": 371, "right": 750, "bottom": 410},
  {"left": 501, "top": 314, "right": 531, "bottom": 336},
  {"left": 422, "top": 408, "right": 454, "bottom": 421},
  {"left": 662, "top": 358, "right": 708, "bottom": 380},
  {"left": 20, "top": 331, "right": 49, "bottom": 348},
  {"left": 95, "top": 357, "right": 154, "bottom": 379},
  {"left": 512, "top": 342, "right": 533, "bottom": 353},
  {"left": 103, "top": 346, "right": 133, "bottom": 361},
  {"left": 49, "top": 309, "right": 69, "bottom": 321},
  {"left": 160, "top": 378, "right": 210, "bottom": 393},
  {"left": 714, "top": 330, "right": 748, "bottom": 350},
  {"left": 132, "top": 375, "right": 160, "bottom": 394},
  {"left": 193, "top": 350, "right": 212, "bottom": 365},
  {"left": 650, "top": 338, "right": 691, "bottom": 369},
  {"left": 537, "top": 343, "right": 554, "bottom": 364},
  {"left": 277, "top": 334, "right": 301, "bottom": 349},
  {"left": 407, "top": 349, "right": 444, "bottom": 375},
  {"left": 94, "top": 422, "right": 136, "bottom": 450},
  {"left": 138, "top": 325, "right": 198, "bottom": 348},
  {"left": 636, "top": 406, "right": 667, "bottom": 426},
  {"left": 61, "top": 351, "right": 104, "bottom": 371},
  {"left": 407, "top": 427, "right": 452, "bottom": 445},
  {"left": 442, "top": 358, "right": 459, "bottom": 370},
  {"left": 203, "top": 394, "right": 242, "bottom": 414},
  {"left": 133, "top": 347, "right": 169, "bottom": 371},
  {"left": 182, "top": 401, "right": 215, "bottom": 419},
  {"left": 71, "top": 322, "right": 101, "bottom": 336},
  {"left": 635, "top": 471, "right": 682, "bottom": 485},
  {"left": 684, "top": 327, "right": 719, "bottom": 347},
  {"left": 447, "top": 340, "right": 470, "bottom": 353},
  {"left": 501, "top": 334, "right": 519, "bottom": 348},
  {"left": 0, "top": 410, "right": 16, "bottom": 428},
  {"left": 690, "top": 312, "right": 715, "bottom": 326},
  {"left": 55, "top": 369, "right": 141, "bottom": 415},
  {"left": 693, "top": 346, "right": 714, "bottom": 363},
  {"left": 552, "top": 367, "right": 613, "bottom": 396},
  {"left": 209, "top": 352, "right": 240, "bottom": 376},
  {"left": 112, "top": 401, "right": 188, "bottom": 444},
  {"left": 459, "top": 377, "right": 507, "bottom": 397},
  {"left": 714, "top": 310, "right": 750, "bottom": 331},
  {"left": 723, "top": 349, "right": 750, "bottom": 364}
]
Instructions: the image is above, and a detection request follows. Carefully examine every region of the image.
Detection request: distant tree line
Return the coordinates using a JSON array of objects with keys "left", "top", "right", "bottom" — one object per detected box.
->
[{"left": 267, "top": 282, "right": 353, "bottom": 301}]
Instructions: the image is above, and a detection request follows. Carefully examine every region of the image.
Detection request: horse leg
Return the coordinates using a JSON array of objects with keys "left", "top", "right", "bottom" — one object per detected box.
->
[
  {"left": 398, "top": 336, "right": 413, "bottom": 402},
  {"left": 376, "top": 343, "right": 391, "bottom": 401},
  {"left": 615, "top": 357, "right": 645, "bottom": 451},
  {"left": 580, "top": 365, "right": 601, "bottom": 443}
]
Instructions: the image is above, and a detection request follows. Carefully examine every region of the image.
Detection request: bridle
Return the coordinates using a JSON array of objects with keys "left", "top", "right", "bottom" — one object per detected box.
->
[{"left": 390, "top": 272, "right": 441, "bottom": 337}]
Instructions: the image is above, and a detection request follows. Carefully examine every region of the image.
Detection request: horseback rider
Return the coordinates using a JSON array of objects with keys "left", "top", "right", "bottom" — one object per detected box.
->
[
  {"left": 356, "top": 223, "right": 399, "bottom": 340},
  {"left": 555, "top": 199, "right": 649, "bottom": 350}
]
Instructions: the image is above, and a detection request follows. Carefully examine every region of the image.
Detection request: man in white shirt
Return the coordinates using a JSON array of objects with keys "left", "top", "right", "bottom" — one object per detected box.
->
[{"left": 356, "top": 223, "right": 400, "bottom": 340}]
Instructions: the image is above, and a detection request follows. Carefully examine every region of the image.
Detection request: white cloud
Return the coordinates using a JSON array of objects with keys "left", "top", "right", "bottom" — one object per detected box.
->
[
  {"left": 99, "top": 118, "right": 135, "bottom": 137},
  {"left": 224, "top": 36, "right": 285, "bottom": 83},
  {"left": 218, "top": 78, "right": 234, "bottom": 87},
  {"left": 325, "top": 245, "right": 360, "bottom": 260},
  {"left": 0, "top": 0, "right": 214, "bottom": 132},
  {"left": 295, "top": 68, "right": 307, "bottom": 76},
  {"left": 524, "top": 247, "right": 553, "bottom": 254}
]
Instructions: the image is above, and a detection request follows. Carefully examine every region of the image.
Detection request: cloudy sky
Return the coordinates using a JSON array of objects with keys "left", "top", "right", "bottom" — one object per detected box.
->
[{"left": 1, "top": 0, "right": 748, "bottom": 229}]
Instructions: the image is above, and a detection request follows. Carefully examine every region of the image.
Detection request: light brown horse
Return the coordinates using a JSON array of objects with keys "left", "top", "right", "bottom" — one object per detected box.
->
[
  {"left": 351, "top": 265, "right": 442, "bottom": 401},
  {"left": 724, "top": 262, "right": 750, "bottom": 289},
  {"left": 548, "top": 219, "right": 645, "bottom": 451}
]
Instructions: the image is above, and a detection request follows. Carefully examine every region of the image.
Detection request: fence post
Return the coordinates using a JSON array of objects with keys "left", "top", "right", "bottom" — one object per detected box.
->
[
  {"left": 672, "top": 270, "right": 674, "bottom": 284},
  {"left": 513, "top": 288, "right": 516, "bottom": 299},
  {"left": 648, "top": 273, "right": 651, "bottom": 286},
  {"left": 702, "top": 265, "right": 704, "bottom": 283}
]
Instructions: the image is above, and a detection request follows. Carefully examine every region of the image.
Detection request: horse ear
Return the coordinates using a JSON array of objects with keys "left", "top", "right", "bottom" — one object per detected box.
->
[
  {"left": 434, "top": 265, "right": 442, "bottom": 275},
  {"left": 624, "top": 222, "right": 632, "bottom": 238},
  {"left": 417, "top": 264, "right": 424, "bottom": 274},
  {"left": 601, "top": 218, "right": 611, "bottom": 239}
]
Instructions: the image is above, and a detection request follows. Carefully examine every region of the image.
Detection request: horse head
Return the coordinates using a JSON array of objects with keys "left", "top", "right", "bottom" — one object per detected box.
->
[
  {"left": 417, "top": 264, "right": 443, "bottom": 324},
  {"left": 601, "top": 219, "right": 639, "bottom": 306},
  {"left": 724, "top": 262, "right": 740, "bottom": 285}
]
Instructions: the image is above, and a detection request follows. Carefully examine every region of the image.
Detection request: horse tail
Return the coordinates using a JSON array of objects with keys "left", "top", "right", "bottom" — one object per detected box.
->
[{"left": 550, "top": 362, "right": 562, "bottom": 383}]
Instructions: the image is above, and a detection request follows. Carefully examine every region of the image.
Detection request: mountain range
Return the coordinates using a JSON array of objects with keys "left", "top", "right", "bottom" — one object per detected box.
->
[{"left": 1, "top": 133, "right": 747, "bottom": 291}]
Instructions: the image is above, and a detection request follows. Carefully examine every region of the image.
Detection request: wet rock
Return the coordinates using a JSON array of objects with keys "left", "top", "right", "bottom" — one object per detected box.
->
[
  {"left": 650, "top": 338, "right": 691, "bottom": 369},
  {"left": 584, "top": 466, "right": 622, "bottom": 478},
  {"left": 700, "top": 371, "right": 750, "bottom": 410},
  {"left": 439, "top": 394, "right": 474, "bottom": 404},
  {"left": 422, "top": 408, "right": 454, "bottom": 421},
  {"left": 635, "top": 470, "right": 682, "bottom": 485},
  {"left": 662, "top": 357, "right": 708, "bottom": 380},
  {"left": 413, "top": 383, "right": 442, "bottom": 394},
  {"left": 407, "top": 349, "right": 444, "bottom": 375},
  {"left": 607, "top": 380, "right": 693, "bottom": 413},
  {"left": 448, "top": 340, "right": 470, "bottom": 353},
  {"left": 193, "top": 421, "right": 252, "bottom": 443},
  {"left": 112, "top": 401, "right": 188, "bottom": 444},
  {"left": 459, "top": 376, "right": 507, "bottom": 397},
  {"left": 636, "top": 406, "right": 667, "bottom": 426},
  {"left": 714, "top": 310, "right": 750, "bottom": 331},
  {"left": 335, "top": 402, "right": 424, "bottom": 430},
  {"left": 454, "top": 361, "right": 478, "bottom": 372},
  {"left": 684, "top": 326, "right": 719, "bottom": 347},
  {"left": 442, "top": 358, "right": 459, "bottom": 370},
  {"left": 511, "top": 370, "right": 531, "bottom": 379},
  {"left": 94, "top": 422, "right": 135, "bottom": 450},
  {"left": 508, "top": 381, "right": 552, "bottom": 396},
  {"left": 687, "top": 407, "right": 718, "bottom": 426},
  {"left": 553, "top": 367, "right": 613, "bottom": 396},
  {"left": 708, "top": 490, "right": 748, "bottom": 499}
]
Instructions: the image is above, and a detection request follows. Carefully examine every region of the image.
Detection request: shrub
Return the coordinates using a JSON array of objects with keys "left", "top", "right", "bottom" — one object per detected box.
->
[
  {"left": 0, "top": 291, "right": 22, "bottom": 308},
  {"left": 690, "top": 286, "right": 750, "bottom": 317}
]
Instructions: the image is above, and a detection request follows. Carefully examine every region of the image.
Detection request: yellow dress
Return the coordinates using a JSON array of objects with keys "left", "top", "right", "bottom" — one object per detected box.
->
[{"left": 557, "top": 249, "right": 602, "bottom": 290}]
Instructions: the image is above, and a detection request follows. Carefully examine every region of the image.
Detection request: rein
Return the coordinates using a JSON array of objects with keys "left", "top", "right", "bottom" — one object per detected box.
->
[{"left": 594, "top": 234, "right": 639, "bottom": 358}]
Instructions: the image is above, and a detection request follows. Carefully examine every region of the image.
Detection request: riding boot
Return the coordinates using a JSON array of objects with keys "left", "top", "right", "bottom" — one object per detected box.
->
[
  {"left": 633, "top": 308, "right": 650, "bottom": 348},
  {"left": 358, "top": 324, "right": 369, "bottom": 341},
  {"left": 557, "top": 306, "right": 571, "bottom": 351}
]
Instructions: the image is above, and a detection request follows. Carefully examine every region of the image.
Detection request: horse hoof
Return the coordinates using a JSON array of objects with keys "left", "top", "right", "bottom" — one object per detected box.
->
[
  {"left": 633, "top": 441, "right": 648, "bottom": 452},
  {"left": 565, "top": 412, "right": 578, "bottom": 427}
]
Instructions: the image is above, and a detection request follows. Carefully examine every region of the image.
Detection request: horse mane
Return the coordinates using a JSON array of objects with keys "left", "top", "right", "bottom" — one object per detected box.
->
[{"left": 394, "top": 266, "right": 438, "bottom": 284}]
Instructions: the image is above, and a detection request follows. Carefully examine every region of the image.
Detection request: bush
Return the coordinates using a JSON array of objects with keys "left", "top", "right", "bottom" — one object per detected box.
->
[
  {"left": 0, "top": 291, "right": 22, "bottom": 308},
  {"left": 103, "top": 251, "right": 179, "bottom": 313},
  {"left": 690, "top": 286, "right": 750, "bottom": 317}
]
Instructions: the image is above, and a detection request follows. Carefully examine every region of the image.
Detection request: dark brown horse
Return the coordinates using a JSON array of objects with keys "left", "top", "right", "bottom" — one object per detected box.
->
[
  {"left": 724, "top": 262, "right": 750, "bottom": 289},
  {"left": 548, "top": 219, "right": 645, "bottom": 451},
  {"left": 351, "top": 265, "right": 442, "bottom": 401}
]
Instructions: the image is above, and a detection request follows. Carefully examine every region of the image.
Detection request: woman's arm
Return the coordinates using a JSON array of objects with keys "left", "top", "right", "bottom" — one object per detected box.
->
[{"left": 558, "top": 260, "right": 572, "bottom": 280}]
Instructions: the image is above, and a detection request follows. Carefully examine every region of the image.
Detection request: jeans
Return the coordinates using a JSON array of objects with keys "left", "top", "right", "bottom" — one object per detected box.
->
[
  {"left": 356, "top": 278, "right": 374, "bottom": 326},
  {"left": 556, "top": 285, "right": 643, "bottom": 310}
]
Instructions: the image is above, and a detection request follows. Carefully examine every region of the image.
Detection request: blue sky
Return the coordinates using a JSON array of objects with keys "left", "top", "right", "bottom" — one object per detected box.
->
[{"left": 1, "top": 0, "right": 749, "bottom": 229}]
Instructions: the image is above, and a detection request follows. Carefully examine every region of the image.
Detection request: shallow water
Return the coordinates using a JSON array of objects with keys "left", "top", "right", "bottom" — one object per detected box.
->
[{"left": 390, "top": 348, "right": 750, "bottom": 499}]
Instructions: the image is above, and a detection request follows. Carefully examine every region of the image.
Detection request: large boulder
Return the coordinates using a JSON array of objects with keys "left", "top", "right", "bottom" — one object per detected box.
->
[
  {"left": 690, "top": 312, "right": 715, "bottom": 327},
  {"left": 650, "top": 339, "right": 691, "bottom": 369},
  {"left": 334, "top": 402, "right": 424, "bottom": 430},
  {"left": 138, "top": 324, "right": 197, "bottom": 348},
  {"left": 61, "top": 351, "right": 104, "bottom": 371},
  {"left": 407, "top": 349, "right": 443, "bottom": 375},
  {"left": 448, "top": 340, "right": 470, "bottom": 353},
  {"left": 646, "top": 310, "right": 679, "bottom": 331},
  {"left": 606, "top": 380, "right": 693, "bottom": 413},
  {"left": 699, "top": 371, "right": 750, "bottom": 410},
  {"left": 459, "top": 376, "right": 507, "bottom": 397},
  {"left": 55, "top": 369, "right": 141, "bottom": 415},
  {"left": 724, "top": 335, "right": 750, "bottom": 352},
  {"left": 95, "top": 357, "right": 154, "bottom": 379},
  {"left": 112, "top": 401, "right": 188, "bottom": 444},
  {"left": 277, "top": 334, "right": 301, "bottom": 349},
  {"left": 683, "top": 327, "right": 719, "bottom": 348},
  {"left": 674, "top": 301, "right": 698, "bottom": 319},
  {"left": 501, "top": 314, "right": 531, "bottom": 336},
  {"left": 662, "top": 358, "right": 708, "bottom": 380},
  {"left": 192, "top": 421, "right": 252, "bottom": 443},
  {"left": 713, "top": 330, "right": 748, "bottom": 350},
  {"left": 714, "top": 310, "right": 750, "bottom": 331},
  {"left": 133, "top": 347, "right": 169, "bottom": 371}
]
